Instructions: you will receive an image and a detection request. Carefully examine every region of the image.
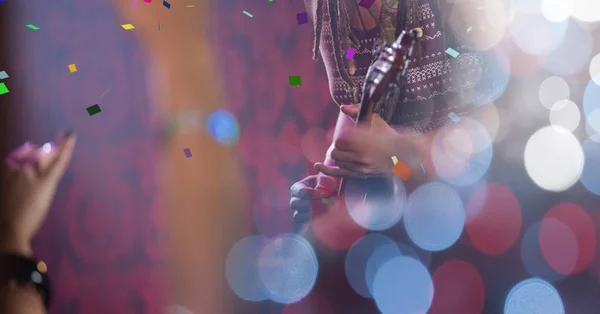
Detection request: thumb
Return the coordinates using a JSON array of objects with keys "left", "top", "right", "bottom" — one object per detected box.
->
[
  {"left": 47, "top": 131, "right": 77, "bottom": 182},
  {"left": 340, "top": 105, "right": 359, "bottom": 119}
]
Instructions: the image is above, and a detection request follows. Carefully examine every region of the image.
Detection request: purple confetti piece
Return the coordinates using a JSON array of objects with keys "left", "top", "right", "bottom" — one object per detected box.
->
[
  {"left": 183, "top": 148, "right": 192, "bottom": 158},
  {"left": 296, "top": 12, "right": 308, "bottom": 25},
  {"left": 358, "top": 0, "right": 375, "bottom": 9},
  {"left": 346, "top": 47, "right": 356, "bottom": 59}
]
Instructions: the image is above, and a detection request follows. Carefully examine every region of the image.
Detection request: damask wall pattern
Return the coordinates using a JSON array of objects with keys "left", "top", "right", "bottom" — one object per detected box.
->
[{"left": 5, "top": 0, "right": 332, "bottom": 313}]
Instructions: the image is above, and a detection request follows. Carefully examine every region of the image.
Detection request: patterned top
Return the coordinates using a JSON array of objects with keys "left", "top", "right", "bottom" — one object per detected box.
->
[{"left": 310, "top": 0, "right": 485, "bottom": 134}]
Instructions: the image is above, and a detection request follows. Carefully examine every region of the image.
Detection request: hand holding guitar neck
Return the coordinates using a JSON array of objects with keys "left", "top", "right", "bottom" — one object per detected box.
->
[{"left": 337, "top": 29, "right": 419, "bottom": 196}]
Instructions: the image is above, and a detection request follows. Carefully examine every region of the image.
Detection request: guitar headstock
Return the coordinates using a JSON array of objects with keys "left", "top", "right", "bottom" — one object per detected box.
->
[{"left": 356, "top": 29, "right": 420, "bottom": 124}]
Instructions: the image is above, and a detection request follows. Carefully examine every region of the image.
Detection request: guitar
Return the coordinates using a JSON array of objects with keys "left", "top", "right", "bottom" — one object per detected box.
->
[{"left": 336, "top": 29, "right": 420, "bottom": 224}]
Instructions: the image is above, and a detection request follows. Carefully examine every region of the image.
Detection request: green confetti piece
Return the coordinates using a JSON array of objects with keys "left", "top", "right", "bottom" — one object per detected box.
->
[
  {"left": 242, "top": 10, "right": 253, "bottom": 18},
  {"left": 0, "top": 82, "right": 8, "bottom": 95},
  {"left": 448, "top": 112, "right": 461, "bottom": 123},
  {"left": 321, "top": 198, "right": 333, "bottom": 205},
  {"left": 391, "top": 156, "right": 398, "bottom": 165},
  {"left": 26, "top": 24, "right": 40, "bottom": 30},
  {"left": 289, "top": 75, "right": 302, "bottom": 86},
  {"left": 445, "top": 48, "right": 460, "bottom": 58},
  {"left": 86, "top": 104, "right": 102, "bottom": 116}
]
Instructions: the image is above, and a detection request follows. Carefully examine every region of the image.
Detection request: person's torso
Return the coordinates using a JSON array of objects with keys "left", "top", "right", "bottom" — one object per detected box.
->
[{"left": 312, "top": 0, "right": 484, "bottom": 134}]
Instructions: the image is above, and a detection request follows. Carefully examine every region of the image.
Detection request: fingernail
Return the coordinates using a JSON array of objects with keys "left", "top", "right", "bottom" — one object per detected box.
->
[{"left": 64, "top": 129, "right": 75, "bottom": 138}]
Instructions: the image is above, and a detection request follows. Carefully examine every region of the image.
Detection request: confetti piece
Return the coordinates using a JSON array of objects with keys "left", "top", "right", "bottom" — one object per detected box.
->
[
  {"left": 99, "top": 88, "right": 110, "bottom": 99},
  {"left": 358, "top": 0, "right": 375, "bottom": 9},
  {"left": 158, "top": 23, "right": 160, "bottom": 31},
  {"left": 26, "top": 24, "right": 40, "bottom": 30},
  {"left": 466, "top": 26, "right": 473, "bottom": 33},
  {"left": 346, "top": 47, "right": 356, "bottom": 59},
  {"left": 392, "top": 160, "right": 413, "bottom": 181},
  {"left": 86, "top": 104, "right": 102, "bottom": 116},
  {"left": 121, "top": 24, "right": 135, "bottom": 30},
  {"left": 243, "top": 10, "right": 253, "bottom": 18},
  {"left": 480, "top": 24, "right": 487, "bottom": 32},
  {"left": 144, "top": 0, "right": 152, "bottom": 2},
  {"left": 68, "top": 64, "right": 77, "bottom": 73},
  {"left": 289, "top": 75, "right": 302, "bottom": 86},
  {"left": 183, "top": 148, "right": 192, "bottom": 158},
  {"left": 297, "top": 12, "right": 308, "bottom": 25},
  {"left": 391, "top": 156, "right": 399, "bottom": 165},
  {"left": 445, "top": 48, "right": 460, "bottom": 58},
  {"left": 321, "top": 198, "right": 333, "bottom": 206},
  {"left": 186, "top": 5, "right": 195, "bottom": 7},
  {"left": 448, "top": 112, "right": 461, "bottom": 123},
  {"left": 420, "top": 162, "right": 426, "bottom": 174},
  {"left": 0, "top": 82, "right": 8, "bottom": 95},
  {"left": 0, "top": 71, "right": 8, "bottom": 80},
  {"left": 163, "top": 0, "right": 171, "bottom": 8}
]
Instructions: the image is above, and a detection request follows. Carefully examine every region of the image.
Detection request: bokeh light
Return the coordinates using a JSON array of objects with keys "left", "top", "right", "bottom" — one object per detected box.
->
[
  {"left": 396, "top": 241, "right": 432, "bottom": 268},
  {"left": 365, "top": 241, "right": 403, "bottom": 296},
  {"left": 539, "top": 218, "right": 579, "bottom": 275},
  {"left": 589, "top": 53, "right": 600, "bottom": 85},
  {"left": 207, "top": 109, "right": 240, "bottom": 145},
  {"left": 344, "top": 177, "right": 407, "bottom": 231},
  {"left": 257, "top": 234, "right": 318, "bottom": 304},
  {"left": 345, "top": 234, "right": 399, "bottom": 298},
  {"left": 310, "top": 197, "right": 367, "bottom": 250},
  {"left": 524, "top": 126, "right": 584, "bottom": 192},
  {"left": 471, "top": 51, "right": 512, "bottom": 107},
  {"left": 431, "top": 118, "right": 493, "bottom": 187},
  {"left": 540, "top": 203, "right": 596, "bottom": 275},
  {"left": 539, "top": 76, "right": 570, "bottom": 110},
  {"left": 549, "top": 100, "right": 581, "bottom": 132},
  {"left": 580, "top": 138, "right": 600, "bottom": 194},
  {"left": 372, "top": 257, "right": 434, "bottom": 314},
  {"left": 509, "top": 13, "right": 568, "bottom": 56},
  {"left": 300, "top": 127, "right": 329, "bottom": 164},
  {"left": 404, "top": 182, "right": 465, "bottom": 251},
  {"left": 504, "top": 278, "right": 565, "bottom": 314},
  {"left": 521, "top": 222, "right": 567, "bottom": 282},
  {"left": 541, "top": 0, "right": 575, "bottom": 22},
  {"left": 225, "top": 235, "right": 268, "bottom": 302},
  {"left": 541, "top": 22, "right": 593, "bottom": 76},
  {"left": 465, "top": 183, "right": 522, "bottom": 256},
  {"left": 572, "top": 0, "right": 600, "bottom": 23},
  {"left": 429, "top": 260, "right": 485, "bottom": 314},
  {"left": 583, "top": 80, "right": 600, "bottom": 132}
]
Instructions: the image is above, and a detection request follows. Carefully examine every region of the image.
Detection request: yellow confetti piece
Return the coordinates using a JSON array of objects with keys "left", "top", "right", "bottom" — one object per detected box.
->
[
  {"left": 480, "top": 24, "right": 487, "bottom": 32},
  {"left": 121, "top": 23, "right": 135, "bottom": 30},
  {"left": 68, "top": 64, "right": 77, "bottom": 73},
  {"left": 186, "top": 4, "right": 194, "bottom": 7}
]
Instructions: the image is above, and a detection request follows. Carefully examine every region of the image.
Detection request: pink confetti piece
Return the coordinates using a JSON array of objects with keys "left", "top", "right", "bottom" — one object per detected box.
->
[{"left": 346, "top": 47, "right": 356, "bottom": 59}]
